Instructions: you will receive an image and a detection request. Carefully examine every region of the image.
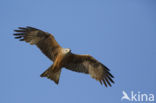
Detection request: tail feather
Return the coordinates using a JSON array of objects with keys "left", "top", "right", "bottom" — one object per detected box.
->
[{"left": 40, "top": 68, "right": 61, "bottom": 84}]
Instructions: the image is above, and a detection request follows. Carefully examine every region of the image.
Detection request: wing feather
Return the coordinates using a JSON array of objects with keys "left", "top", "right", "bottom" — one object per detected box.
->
[
  {"left": 63, "top": 53, "right": 114, "bottom": 87},
  {"left": 13, "top": 26, "right": 62, "bottom": 61}
]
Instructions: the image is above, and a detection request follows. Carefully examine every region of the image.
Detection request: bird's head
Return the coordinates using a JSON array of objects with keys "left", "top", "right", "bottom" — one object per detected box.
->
[{"left": 62, "top": 48, "right": 71, "bottom": 54}]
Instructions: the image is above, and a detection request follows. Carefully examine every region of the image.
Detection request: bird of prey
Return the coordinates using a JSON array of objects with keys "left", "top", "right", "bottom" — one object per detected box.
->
[{"left": 13, "top": 26, "right": 114, "bottom": 87}]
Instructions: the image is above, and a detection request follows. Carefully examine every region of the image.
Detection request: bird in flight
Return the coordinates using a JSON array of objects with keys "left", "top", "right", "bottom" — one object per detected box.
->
[{"left": 13, "top": 26, "right": 114, "bottom": 87}]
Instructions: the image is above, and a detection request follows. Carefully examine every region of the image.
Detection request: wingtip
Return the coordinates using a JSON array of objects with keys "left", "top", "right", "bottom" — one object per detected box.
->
[
  {"left": 14, "top": 36, "right": 22, "bottom": 39},
  {"left": 40, "top": 74, "right": 44, "bottom": 77},
  {"left": 26, "top": 26, "right": 37, "bottom": 30},
  {"left": 54, "top": 80, "right": 59, "bottom": 85},
  {"left": 99, "top": 80, "right": 103, "bottom": 85},
  {"left": 40, "top": 72, "right": 47, "bottom": 77},
  {"left": 19, "top": 39, "right": 24, "bottom": 41},
  {"left": 18, "top": 27, "right": 25, "bottom": 29},
  {"left": 102, "top": 79, "right": 107, "bottom": 87}
]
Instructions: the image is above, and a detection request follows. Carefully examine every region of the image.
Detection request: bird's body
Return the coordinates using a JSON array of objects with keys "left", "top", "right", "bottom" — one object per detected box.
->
[{"left": 14, "top": 26, "right": 114, "bottom": 87}]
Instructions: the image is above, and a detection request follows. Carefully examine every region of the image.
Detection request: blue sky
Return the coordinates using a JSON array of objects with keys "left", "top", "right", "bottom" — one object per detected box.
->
[{"left": 0, "top": 0, "right": 156, "bottom": 103}]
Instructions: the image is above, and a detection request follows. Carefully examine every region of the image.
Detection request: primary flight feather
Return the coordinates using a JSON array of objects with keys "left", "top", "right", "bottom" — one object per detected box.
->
[{"left": 14, "top": 26, "right": 114, "bottom": 87}]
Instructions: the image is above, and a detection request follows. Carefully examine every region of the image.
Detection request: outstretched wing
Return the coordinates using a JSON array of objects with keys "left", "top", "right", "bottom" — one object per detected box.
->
[
  {"left": 63, "top": 53, "right": 114, "bottom": 87},
  {"left": 13, "top": 26, "right": 62, "bottom": 61}
]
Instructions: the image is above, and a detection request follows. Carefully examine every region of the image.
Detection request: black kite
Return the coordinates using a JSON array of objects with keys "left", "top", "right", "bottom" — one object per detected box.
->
[{"left": 13, "top": 26, "right": 114, "bottom": 87}]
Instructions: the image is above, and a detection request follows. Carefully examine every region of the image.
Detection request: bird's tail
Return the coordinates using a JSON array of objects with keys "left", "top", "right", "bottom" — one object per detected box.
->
[{"left": 40, "top": 67, "right": 61, "bottom": 84}]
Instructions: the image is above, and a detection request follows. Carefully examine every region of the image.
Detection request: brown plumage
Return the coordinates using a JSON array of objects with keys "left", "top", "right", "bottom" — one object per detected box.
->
[{"left": 13, "top": 26, "right": 114, "bottom": 87}]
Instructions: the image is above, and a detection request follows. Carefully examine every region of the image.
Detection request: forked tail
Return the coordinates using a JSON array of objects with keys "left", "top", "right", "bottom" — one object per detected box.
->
[{"left": 40, "top": 67, "right": 61, "bottom": 84}]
